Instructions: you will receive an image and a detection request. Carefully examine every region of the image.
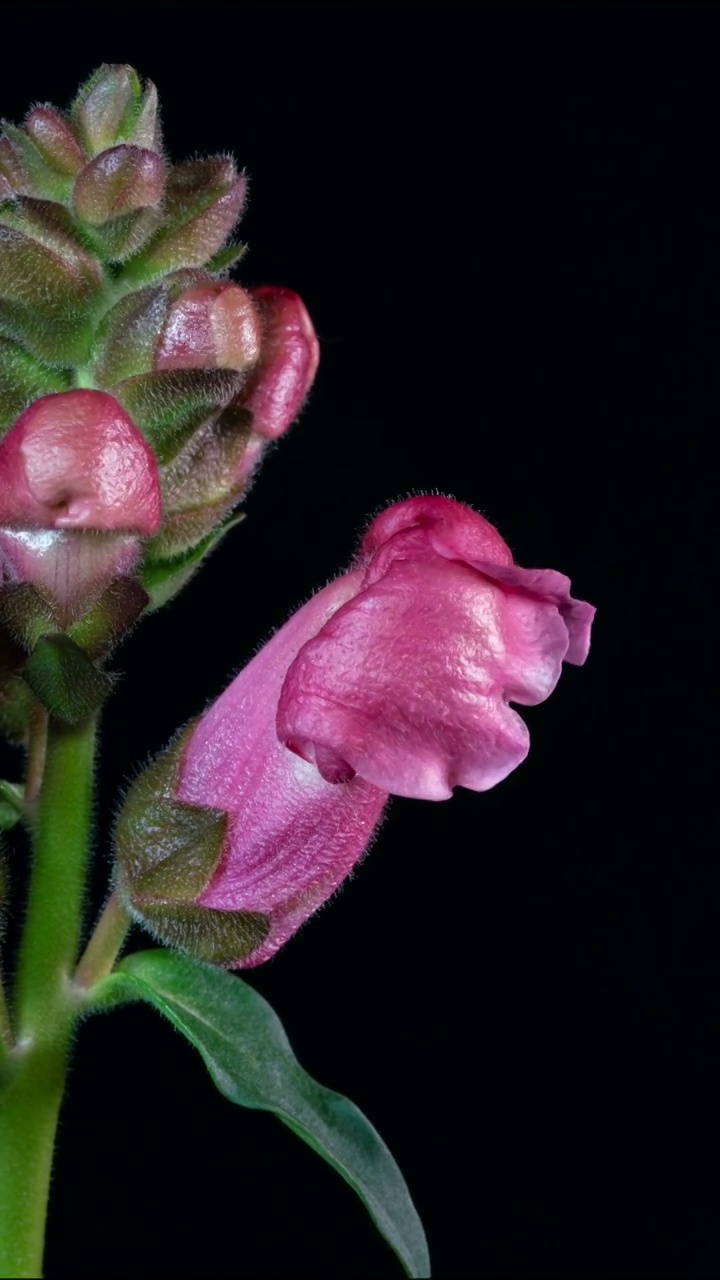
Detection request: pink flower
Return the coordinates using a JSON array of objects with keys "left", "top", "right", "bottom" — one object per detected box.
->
[
  {"left": 240, "top": 286, "right": 320, "bottom": 441},
  {"left": 154, "top": 283, "right": 262, "bottom": 373},
  {"left": 0, "top": 390, "right": 161, "bottom": 620},
  {"left": 132, "top": 285, "right": 319, "bottom": 550},
  {"left": 158, "top": 496, "right": 594, "bottom": 967}
]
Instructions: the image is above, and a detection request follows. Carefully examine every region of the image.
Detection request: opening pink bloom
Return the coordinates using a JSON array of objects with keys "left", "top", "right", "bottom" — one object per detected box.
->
[
  {"left": 125, "top": 496, "right": 594, "bottom": 968},
  {"left": 0, "top": 390, "right": 161, "bottom": 621}
]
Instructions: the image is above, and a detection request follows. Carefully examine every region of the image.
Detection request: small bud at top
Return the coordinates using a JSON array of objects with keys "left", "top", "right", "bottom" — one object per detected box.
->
[{"left": 71, "top": 64, "right": 145, "bottom": 156}]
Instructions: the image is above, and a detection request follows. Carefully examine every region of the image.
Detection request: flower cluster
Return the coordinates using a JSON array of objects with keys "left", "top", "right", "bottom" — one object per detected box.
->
[
  {"left": 116, "top": 496, "right": 594, "bottom": 966},
  {"left": 1, "top": 65, "right": 595, "bottom": 969},
  {"left": 0, "top": 65, "right": 318, "bottom": 734}
]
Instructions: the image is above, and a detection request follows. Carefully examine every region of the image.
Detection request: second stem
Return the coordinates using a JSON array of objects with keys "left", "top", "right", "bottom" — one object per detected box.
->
[{"left": 0, "top": 713, "right": 97, "bottom": 1279}]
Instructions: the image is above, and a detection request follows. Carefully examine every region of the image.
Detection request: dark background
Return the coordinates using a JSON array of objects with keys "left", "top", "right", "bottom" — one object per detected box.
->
[{"left": 1, "top": 3, "right": 714, "bottom": 1277}]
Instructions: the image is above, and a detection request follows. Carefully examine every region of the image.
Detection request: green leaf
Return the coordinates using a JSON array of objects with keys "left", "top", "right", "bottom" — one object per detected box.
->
[{"left": 92, "top": 950, "right": 430, "bottom": 1279}]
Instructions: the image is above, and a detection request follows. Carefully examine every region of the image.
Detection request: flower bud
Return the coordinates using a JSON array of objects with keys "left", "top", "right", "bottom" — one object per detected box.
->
[
  {"left": 0, "top": 390, "right": 160, "bottom": 533},
  {"left": 0, "top": 123, "right": 71, "bottom": 200},
  {"left": 0, "top": 197, "right": 103, "bottom": 288},
  {"left": 241, "top": 287, "right": 319, "bottom": 440},
  {"left": 1, "top": 64, "right": 316, "bottom": 609},
  {"left": 123, "top": 158, "right": 247, "bottom": 284},
  {"left": 155, "top": 283, "right": 261, "bottom": 373},
  {"left": 24, "top": 106, "right": 87, "bottom": 176},
  {"left": 134, "top": 287, "right": 317, "bottom": 561},
  {"left": 0, "top": 201, "right": 103, "bottom": 362},
  {"left": 71, "top": 64, "right": 147, "bottom": 156},
  {"left": 117, "top": 497, "right": 595, "bottom": 968},
  {"left": 0, "top": 390, "right": 160, "bottom": 623},
  {"left": 73, "top": 144, "right": 166, "bottom": 224}
]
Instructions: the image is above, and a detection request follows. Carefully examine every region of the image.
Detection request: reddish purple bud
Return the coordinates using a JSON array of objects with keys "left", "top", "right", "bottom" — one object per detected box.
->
[
  {"left": 0, "top": 390, "right": 161, "bottom": 533},
  {"left": 155, "top": 283, "right": 261, "bottom": 372},
  {"left": 241, "top": 287, "right": 319, "bottom": 440},
  {"left": 73, "top": 145, "right": 166, "bottom": 225},
  {"left": 24, "top": 107, "right": 87, "bottom": 176},
  {"left": 0, "top": 391, "right": 161, "bottom": 623},
  {"left": 127, "top": 497, "right": 593, "bottom": 967}
]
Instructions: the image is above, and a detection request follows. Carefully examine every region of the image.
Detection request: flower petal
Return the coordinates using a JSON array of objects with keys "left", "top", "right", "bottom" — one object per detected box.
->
[
  {"left": 278, "top": 557, "right": 569, "bottom": 801},
  {"left": 363, "top": 496, "right": 595, "bottom": 666},
  {"left": 361, "top": 494, "right": 515, "bottom": 568},
  {"left": 470, "top": 562, "right": 596, "bottom": 665},
  {"left": 177, "top": 571, "right": 387, "bottom": 966},
  {"left": 0, "top": 390, "right": 161, "bottom": 534},
  {"left": 241, "top": 287, "right": 320, "bottom": 441}
]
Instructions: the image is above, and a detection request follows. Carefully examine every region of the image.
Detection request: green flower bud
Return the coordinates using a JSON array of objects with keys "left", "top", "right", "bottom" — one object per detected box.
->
[
  {"left": 122, "top": 158, "right": 247, "bottom": 285},
  {"left": 70, "top": 64, "right": 148, "bottom": 156},
  {"left": 73, "top": 145, "right": 166, "bottom": 225}
]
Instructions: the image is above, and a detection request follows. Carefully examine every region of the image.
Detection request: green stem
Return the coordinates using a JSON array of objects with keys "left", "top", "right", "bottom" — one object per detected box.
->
[
  {"left": 0, "top": 714, "right": 97, "bottom": 1278},
  {"left": 74, "top": 891, "right": 131, "bottom": 989}
]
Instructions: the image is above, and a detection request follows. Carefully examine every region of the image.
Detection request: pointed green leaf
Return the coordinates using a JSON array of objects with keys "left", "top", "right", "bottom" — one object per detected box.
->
[{"left": 92, "top": 949, "right": 430, "bottom": 1279}]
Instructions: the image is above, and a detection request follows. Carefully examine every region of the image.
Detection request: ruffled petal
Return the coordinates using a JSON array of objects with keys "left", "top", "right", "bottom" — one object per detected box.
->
[
  {"left": 362, "top": 496, "right": 595, "bottom": 666},
  {"left": 278, "top": 558, "right": 568, "bottom": 800},
  {"left": 466, "top": 562, "right": 595, "bottom": 666}
]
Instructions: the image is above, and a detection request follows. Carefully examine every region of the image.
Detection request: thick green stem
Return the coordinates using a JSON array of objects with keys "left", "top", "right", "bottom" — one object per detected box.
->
[
  {"left": 0, "top": 1038, "right": 69, "bottom": 1277},
  {"left": 14, "top": 715, "right": 96, "bottom": 1033},
  {"left": 0, "top": 715, "right": 96, "bottom": 1278}
]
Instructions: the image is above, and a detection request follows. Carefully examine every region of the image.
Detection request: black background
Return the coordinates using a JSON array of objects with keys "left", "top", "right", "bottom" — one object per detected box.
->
[{"left": 0, "top": 3, "right": 714, "bottom": 1277}]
